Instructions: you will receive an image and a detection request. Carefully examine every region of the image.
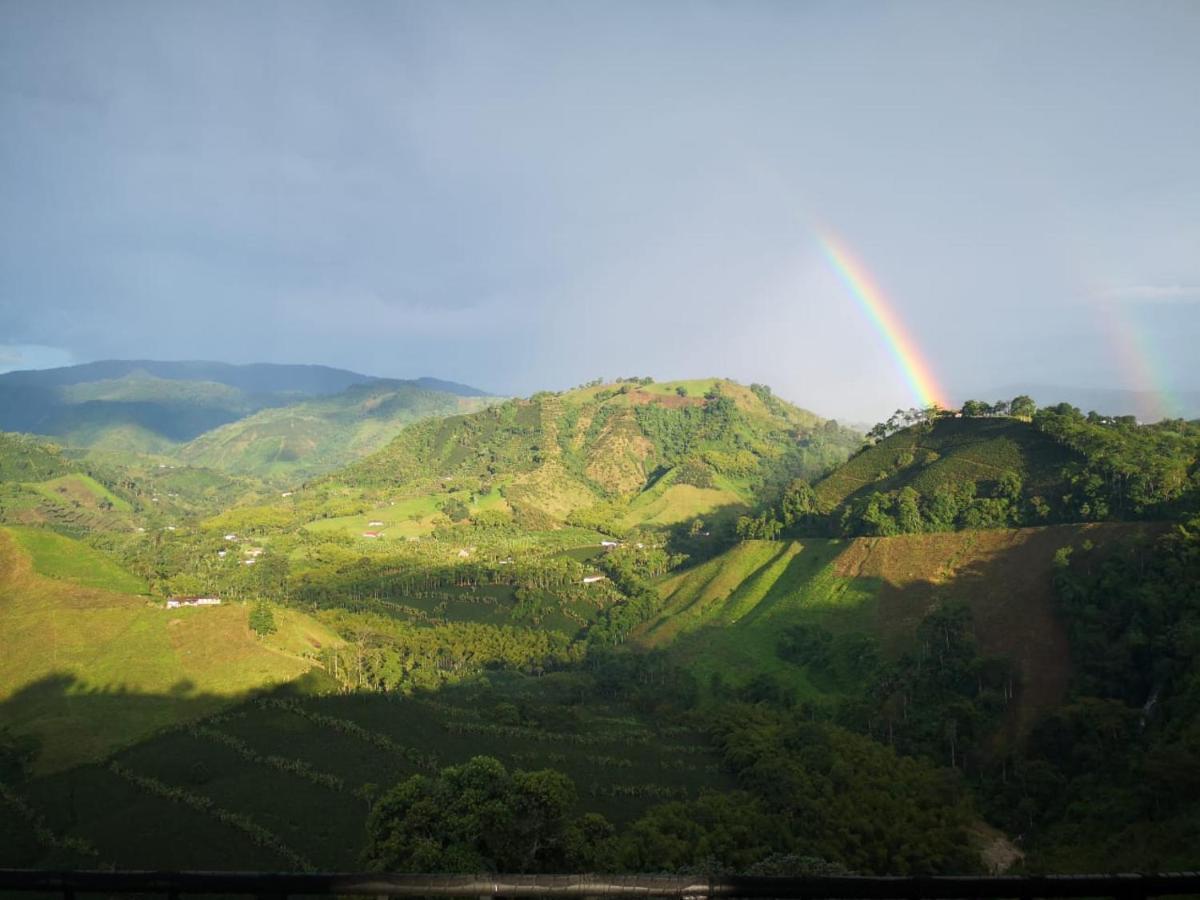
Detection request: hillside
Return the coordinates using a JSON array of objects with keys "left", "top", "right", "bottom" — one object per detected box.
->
[
  {"left": 780, "top": 407, "right": 1200, "bottom": 540},
  {"left": 813, "top": 417, "right": 1079, "bottom": 525},
  {"left": 332, "top": 378, "right": 859, "bottom": 534},
  {"left": 639, "top": 524, "right": 1154, "bottom": 737},
  {"left": 0, "top": 361, "right": 491, "bottom": 455},
  {"left": 0, "top": 527, "right": 341, "bottom": 773},
  {"left": 177, "top": 380, "right": 496, "bottom": 480}
]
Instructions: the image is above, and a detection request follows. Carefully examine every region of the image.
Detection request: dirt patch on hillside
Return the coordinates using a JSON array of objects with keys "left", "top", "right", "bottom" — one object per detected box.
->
[
  {"left": 625, "top": 390, "right": 704, "bottom": 409},
  {"left": 834, "top": 524, "right": 1156, "bottom": 741}
]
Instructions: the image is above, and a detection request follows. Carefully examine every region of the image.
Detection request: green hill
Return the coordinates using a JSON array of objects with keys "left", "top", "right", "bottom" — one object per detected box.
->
[
  {"left": 177, "top": 381, "right": 496, "bottom": 480},
  {"left": 638, "top": 525, "right": 1149, "bottom": 735},
  {"left": 0, "top": 361, "right": 492, "bottom": 457},
  {"left": 813, "top": 416, "right": 1078, "bottom": 527},
  {"left": 793, "top": 408, "right": 1200, "bottom": 538},
  {"left": 0, "top": 527, "right": 342, "bottom": 773},
  {"left": 333, "top": 378, "right": 859, "bottom": 534}
]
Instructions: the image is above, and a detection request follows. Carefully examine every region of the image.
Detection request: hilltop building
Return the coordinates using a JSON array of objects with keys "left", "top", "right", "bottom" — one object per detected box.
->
[{"left": 166, "top": 596, "right": 221, "bottom": 609}]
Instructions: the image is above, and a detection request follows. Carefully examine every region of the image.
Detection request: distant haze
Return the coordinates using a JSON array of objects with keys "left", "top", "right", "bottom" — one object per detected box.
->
[{"left": 2, "top": 1, "right": 1198, "bottom": 421}]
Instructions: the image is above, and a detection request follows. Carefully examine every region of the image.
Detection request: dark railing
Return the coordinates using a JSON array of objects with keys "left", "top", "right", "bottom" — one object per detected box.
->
[{"left": 2, "top": 871, "right": 1200, "bottom": 899}]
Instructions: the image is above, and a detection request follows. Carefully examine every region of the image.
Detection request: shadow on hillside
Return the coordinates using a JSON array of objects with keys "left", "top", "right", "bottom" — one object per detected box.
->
[
  {"left": 664, "top": 523, "right": 1160, "bottom": 743},
  {"left": 0, "top": 661, "right": 726, "bottom": 871}
]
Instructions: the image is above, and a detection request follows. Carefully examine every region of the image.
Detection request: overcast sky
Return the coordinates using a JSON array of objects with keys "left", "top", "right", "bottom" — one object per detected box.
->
[{"left": 2, "top": 0, "right": 1197, "bottom": 419}]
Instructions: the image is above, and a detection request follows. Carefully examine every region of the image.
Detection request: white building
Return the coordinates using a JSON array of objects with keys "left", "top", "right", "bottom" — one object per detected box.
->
[{"left": 166, "top": 596, "right": 221, "bottom": 609}]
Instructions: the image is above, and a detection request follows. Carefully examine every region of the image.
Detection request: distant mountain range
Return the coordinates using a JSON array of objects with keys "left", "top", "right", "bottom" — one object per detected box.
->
[{"left": 0, "top": 360, "right": 494, "bottom": 476}]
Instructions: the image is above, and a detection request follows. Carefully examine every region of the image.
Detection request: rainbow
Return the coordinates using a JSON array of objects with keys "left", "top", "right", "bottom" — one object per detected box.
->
[
  {"left": 817, "top": 231, "right": 950, "bottom": 410},
  {"left": 1097, "top": 300, "right": 1176, "bottom": 421}
]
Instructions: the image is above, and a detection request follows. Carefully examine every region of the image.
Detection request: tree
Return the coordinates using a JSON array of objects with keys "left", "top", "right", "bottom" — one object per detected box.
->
[
  {"left": 443, "top": 498, "right": 470, "bottom": 522},
  {"left": 249, "top": 601, "right": 277, "bottom": 636},
  {"left": 1010, "top": 395, "right": 1036, "bottom": 418},
  {"left": 961, "top": 399, "right": 989, "bottom": 417},
  {"left": 365, "top": 756, "right": 582, "bottom": 872},
  {"left": 675, "top": 386, "right": 688, "bottom": 397}
]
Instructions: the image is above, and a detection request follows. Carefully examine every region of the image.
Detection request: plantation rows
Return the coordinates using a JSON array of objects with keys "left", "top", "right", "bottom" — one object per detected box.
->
[{"left": 2, "top": 683, "right": 730, "bottom": 870}]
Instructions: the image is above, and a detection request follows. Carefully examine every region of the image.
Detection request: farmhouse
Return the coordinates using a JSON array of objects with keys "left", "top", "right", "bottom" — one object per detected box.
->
[
  {"left": 362, "top": 530, "right": 383, "bottom": 538},
  {"left": 368, "top": 520, "right": 384, "bottom": 526},
  {"left": 600, "top": 540, "right": 620, "bottom": 548},
  {"left": 582, "top": 574, "right": 607, "bottom": 584},
  {"left": 166, "top": 596, "right": 221, "bottom": 609}
]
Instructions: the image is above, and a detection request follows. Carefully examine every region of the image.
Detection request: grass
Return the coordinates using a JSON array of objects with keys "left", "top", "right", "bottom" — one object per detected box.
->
[
  {"left": 25, "top": 474, "right": 132, "bottom": 512},
  {"left": 639, "top": 524, "right": 1154, "bottom": 732},
  {"left": 7, "top": 526, "right": 147, "bottom": 593},
  {"left": 302, "top": 491, "right": 474, "bottom": 540},
  {"left": 638, "top": 539, "right": 873, "bottom": 701},
  {"left": 621, "top": 482, "right": 747, "bottom": 528},
  {"left": 0, "top": 528, "right": 340, "bottom": 773},
  {"left": 638, "top": 379, "right": 723, "bottom": 398}
]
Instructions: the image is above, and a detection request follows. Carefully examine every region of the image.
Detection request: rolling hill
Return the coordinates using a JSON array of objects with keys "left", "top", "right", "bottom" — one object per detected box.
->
[
  {"left": 177, "top": 380, "right": 497, "bottom": 481},
  {"left": 0, "top": 361, "right": 492, "bottom": 458},
  {"left": 638, "top": 524, "right": 1155, "bottom": 737},
  {"left": 813, "top": 416, "right": 1078, "bottom": 515},
  {"left": 0, "top": 526, "right": 341, "bottom": 773},
  {"left": 330, "top": 378, "right": 860, "bottom": 534}
]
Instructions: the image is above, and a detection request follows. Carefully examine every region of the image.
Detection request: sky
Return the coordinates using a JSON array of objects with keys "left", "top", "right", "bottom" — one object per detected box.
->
[{"left": 1, "top": 1, "right": 1198, "bottom": 420}]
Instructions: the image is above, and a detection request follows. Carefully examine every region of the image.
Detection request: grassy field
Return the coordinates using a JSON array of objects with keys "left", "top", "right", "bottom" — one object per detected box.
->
[
  {"left": 0, "top": 528, "right": 340, "bottom": 773},
  {"left": 0, "top": 672, "right": 727, "bottom": 870},
  {"left": 302, "top": 486, "right": 510, "bottom": 540},
  {"left": 640, "top": 524, "right": 1155, "bottom": 735},
  {"left": 25, "top": 474, "right": 132, "bottom": 512},
  {"left": 8, "top": 526, "right": 147, "bottom": 593}
]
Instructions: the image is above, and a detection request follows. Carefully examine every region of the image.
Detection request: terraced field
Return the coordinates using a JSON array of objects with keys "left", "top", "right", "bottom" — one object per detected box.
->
[{"left": 0, "top": 675, "right": 727, "bottom": 870}]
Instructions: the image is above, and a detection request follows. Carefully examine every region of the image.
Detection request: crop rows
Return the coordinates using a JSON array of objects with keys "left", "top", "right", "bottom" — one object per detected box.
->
[
  {"left": 0, "top": 781, "right": 100, "bottom": 859},
  {"left": 188, "top": 725, "right": 347, "bottom": 792},
  {"left": 440, "top": 720, "right": 652, "bottom": 746},
  {"left": 108, "top": 762, "right": 313, "bottom": 871},
  {"left": 254, "top": 698, "right": 440, "bottom": 771}
]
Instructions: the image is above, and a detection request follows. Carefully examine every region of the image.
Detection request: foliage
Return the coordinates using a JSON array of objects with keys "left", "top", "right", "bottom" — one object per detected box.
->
[
  {"left": 365, "top": 756, "right": 581, "bottom": 872},
  {"left": 249, "top": 602, "right": 277, "bottom": 636}
]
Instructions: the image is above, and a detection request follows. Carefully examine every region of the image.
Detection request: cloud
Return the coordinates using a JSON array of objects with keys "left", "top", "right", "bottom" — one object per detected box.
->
[{"left": 1099, "top": 285, "right": 1200, "bottom": 305}]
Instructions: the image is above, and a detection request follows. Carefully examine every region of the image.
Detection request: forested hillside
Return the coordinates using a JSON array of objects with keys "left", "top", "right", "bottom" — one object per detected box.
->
[{"left": 734, "top": 398, "right": 1200, "bottom": 540}]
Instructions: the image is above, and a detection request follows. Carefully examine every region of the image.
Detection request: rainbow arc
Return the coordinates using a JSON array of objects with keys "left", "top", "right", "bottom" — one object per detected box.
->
[{"left": 817, "top": 232, "right": 950, "bottom": 410}]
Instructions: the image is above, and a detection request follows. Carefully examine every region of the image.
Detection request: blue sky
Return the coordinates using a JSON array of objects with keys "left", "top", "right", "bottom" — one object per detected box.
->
[{"left": 1, "top": 0, "right": 1197, "bottom": 418}]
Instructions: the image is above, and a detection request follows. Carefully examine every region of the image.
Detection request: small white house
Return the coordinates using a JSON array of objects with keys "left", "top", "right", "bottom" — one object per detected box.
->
[
  {"left": 368, "top": 520, "right": 384, "bottom": 526},
  {"left": 600, "top": 540, "right": 620, "bottom": 548},
  {"left": 166, "top": 596, "right": 221, "bottom": 609},
  {"left": 582, "top": 575, "right": 607, "bottom": 584},
  {"left": 224, "top": 533, "right": 238, "bottom": 541}
]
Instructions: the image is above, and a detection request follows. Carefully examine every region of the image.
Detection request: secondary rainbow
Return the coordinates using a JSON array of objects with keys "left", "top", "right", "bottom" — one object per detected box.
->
[
  {"left": 1098, "top": 299, "right": 1176, "bottom": 421},
  {"left": 817, "top": 231, "right": 950, "bottom": 410}
]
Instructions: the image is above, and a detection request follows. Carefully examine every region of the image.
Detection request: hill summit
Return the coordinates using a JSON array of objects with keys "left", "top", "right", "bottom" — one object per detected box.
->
[{"left": 334, "top": 378, "right": 861, "bottom": 532}]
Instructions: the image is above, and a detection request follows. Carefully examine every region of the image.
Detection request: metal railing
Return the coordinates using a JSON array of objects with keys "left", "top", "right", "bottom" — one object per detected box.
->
[{"left": 2, "top": 871, "right": 1200, "bottom": 899}]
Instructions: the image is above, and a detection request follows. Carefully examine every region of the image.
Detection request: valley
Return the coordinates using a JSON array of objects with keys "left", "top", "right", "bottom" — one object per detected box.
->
[{"left": 1, "top": 366, "right": 1199, "bottom": 874}]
